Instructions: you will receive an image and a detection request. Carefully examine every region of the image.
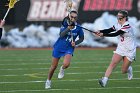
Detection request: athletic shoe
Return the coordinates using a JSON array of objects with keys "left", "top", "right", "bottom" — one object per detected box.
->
[
  {"left": 98, "top": 78, "right": 107, "bottom": 87},
  {"left": 58, "top": 66, "right": 64, "bottom": 79},
  {"left": 45, "top": 80, "right": 51, "bottom": 89},
  {"left": 127, "top": 66, "right": 133, "bottom": 80}
]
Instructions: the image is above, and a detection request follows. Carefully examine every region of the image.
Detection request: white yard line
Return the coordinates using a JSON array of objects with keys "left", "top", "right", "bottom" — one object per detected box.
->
[
  {"left": 0, "top": 78, "right": 140, "bottom": 84},
  {"left": 0, "top": 61, "right": 110, "bottom": 66},
  {"left": 0, "top": 63, "right": 49, "bottom": 66},
  {"left": 0, "top": 71, "right": 140, "bottom": 77},
  {"left": 0, "top": 65, "right": 140, "bottom": 71},
  {"left": 0, "top": 68, "right": 49, "bottom": 71},
  {"left": 0, "top": 87, "right": 140, "bottom": 92}
]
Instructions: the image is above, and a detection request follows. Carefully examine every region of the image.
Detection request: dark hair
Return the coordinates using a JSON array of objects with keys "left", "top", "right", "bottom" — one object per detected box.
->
[
  {"left": 61, "top": 10, "right": 78, "bottom": 26},
  {"left": 70, "top": 10, "right": 78, "bottom": 15},
  {"left": 118, "top": 10, "right": 128, "bottom": 21}
]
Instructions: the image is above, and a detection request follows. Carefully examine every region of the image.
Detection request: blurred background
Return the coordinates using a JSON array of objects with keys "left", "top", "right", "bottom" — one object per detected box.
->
[{"left": 0, "top": 0, "right": 140, "bottom": 48}]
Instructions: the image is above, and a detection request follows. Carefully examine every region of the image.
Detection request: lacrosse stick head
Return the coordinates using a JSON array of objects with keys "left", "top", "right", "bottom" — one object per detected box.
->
[
  {"left": 64, "top": 0, "right": 73, "bottom": 12},
  {"left": 8, "top": 0, "right": 19, "bottom": 8}
]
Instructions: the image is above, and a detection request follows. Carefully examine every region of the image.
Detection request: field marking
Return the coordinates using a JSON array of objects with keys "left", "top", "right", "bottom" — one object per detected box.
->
[
  {"left": 0, "top": 70, "right": 140, "bottom": 77},
  {"left": 0, "top": 78, "right": 140, "bottom": 84},
  {"left": 0, "top": 65, "right": 140, "bottom": 71},
  {"left": 0, "top": 86, "right": 140, "bottom": 92},
  {"left": 0, "top": 61, "right": 109, "bottom": 66},
  {"left": 0, "top": 63, "right": 49, "bottom": 66},
  {"left": 0, "top": 68, "right": 49, "bottom": 71},
  {"left": 0, "top": 60, "right": 139, "bottom": 66}
]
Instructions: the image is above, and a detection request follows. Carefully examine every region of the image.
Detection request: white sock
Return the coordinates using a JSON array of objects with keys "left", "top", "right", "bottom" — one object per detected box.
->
[
  {"left": 61, "top": 66, "right": 65, "bottom": 70},
  {"left": 103, "top": 77, "right": 108, "bottom": 82},
  {"left": 128, "top": 66, "right": 131, "bottom": 69},
  {"left": 47, "top": 79, "right": 51, "bottom": 82}
]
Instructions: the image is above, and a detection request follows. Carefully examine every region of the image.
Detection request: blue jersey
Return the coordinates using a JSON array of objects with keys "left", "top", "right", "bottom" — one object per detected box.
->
[{"left": 52, "top": 20, "right": 84, "bottom": 58}]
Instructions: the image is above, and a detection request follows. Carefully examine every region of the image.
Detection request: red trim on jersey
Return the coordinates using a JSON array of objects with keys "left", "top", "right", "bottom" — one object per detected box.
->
[
  {"left": 121, "top": 26, "right": 131, "bottom": 29},
  {"left": 112, "top": 26, "right": 116, "bottom": 30}
]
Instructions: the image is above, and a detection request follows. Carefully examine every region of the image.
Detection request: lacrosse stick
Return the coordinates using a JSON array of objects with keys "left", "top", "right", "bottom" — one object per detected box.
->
[
  {"left": 2, "top": 0, "right": 19, "bottom": 21},
  {"left": 75, "top": 25, "right": 97, "bottom": 34},
  {"left": 64, "top": 0, "right": 73, "bottom": 12},
  {"left": 64, "top": 0, "right": 97, "bottom": 34},
  {"left": 64, "top": 0, "right": 74, "bottom": 42}
]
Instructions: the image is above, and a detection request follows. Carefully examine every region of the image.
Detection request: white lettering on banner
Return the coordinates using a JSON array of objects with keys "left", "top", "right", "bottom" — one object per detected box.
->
[
  {"left": 83, "top": 0, "right": 133, "bottom": 11},
  {"left": 40, "top": 1, "right": 50, "bottom": 19},
  {"left": 29, "top": 1, "right": 42, "bottom": 19},
  {"left": 27, "top": 0, "right": 81, "bottom": 21},
  {"left": 56, "top": 2, "right": 66, "bottom": 19}
]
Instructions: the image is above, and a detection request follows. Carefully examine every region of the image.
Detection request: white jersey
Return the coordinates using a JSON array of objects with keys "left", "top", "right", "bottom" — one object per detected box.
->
[{"left": 113, "top": 21, "right": 137, "bottom": 61}]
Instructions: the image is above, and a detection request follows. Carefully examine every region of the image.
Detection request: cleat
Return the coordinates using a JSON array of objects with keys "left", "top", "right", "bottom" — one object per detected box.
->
[
  {"left": 58, "top": 66, "right": 64, "bottom": 79},
  {"left": 127, "top": 66, "right": 133, "bottom": 80},
  {"left": 98, "top": 78, "right": 107, "bottom": 87},
  {"left": 45, "top": 80, "right": 51, "bottom": 89}
]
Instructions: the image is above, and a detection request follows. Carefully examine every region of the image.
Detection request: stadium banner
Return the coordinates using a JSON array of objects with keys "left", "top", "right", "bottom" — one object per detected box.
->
[
  {"left": 1, "top": 0, "right": 139, "bottom": 24},
  {"left": 27, "top": 0, "right": 81, "bottom": 21},
  {"left": 78, "top": 0, "right": 140, "bottom": 22},
  {"left": 27, "top": 0, "right": 139, "bottom": 22}
]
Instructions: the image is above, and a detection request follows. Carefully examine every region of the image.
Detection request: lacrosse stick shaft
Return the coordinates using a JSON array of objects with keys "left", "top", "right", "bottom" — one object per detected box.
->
[
  {"left": 71, "top": 31, "right": 74, "bottom": 42},
  {"left": 75, "top": 25, "right": 96, "bottom": 33},
  {"left": 2, "top": 8, "right": 11, "bottom": 21}
]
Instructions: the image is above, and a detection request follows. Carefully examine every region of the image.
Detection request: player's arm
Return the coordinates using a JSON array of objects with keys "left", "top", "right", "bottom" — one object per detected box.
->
[
  {"left": 60, "top": 17, "right": 74, "bottom": 37},
  {"left": 100, "top": 26, "right": 116, "bottom": 33},
  {"left": 103, "top": 30, "right": 125, "bottom": 37},
  {"left": 59, "top": 27, "right": 70, "bottom": 37},
  {"left": 59, "top": 26, "right": 74, "bottom": 37},
  {"left": 75, "top": 35, "right": 84, "bottom": 45},
  {"left": 75, "top": 27, "right": 84, "bottom": 45}
]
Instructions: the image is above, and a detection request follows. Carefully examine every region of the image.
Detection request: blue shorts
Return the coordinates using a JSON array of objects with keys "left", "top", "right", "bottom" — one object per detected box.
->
[{"left": 52, "top": 49, "right": 74, "bottom": 58}]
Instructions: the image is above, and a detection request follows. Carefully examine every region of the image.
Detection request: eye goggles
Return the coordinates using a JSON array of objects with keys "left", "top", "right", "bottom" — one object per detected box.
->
[
  {"left": 117, "top": 16, "right": 125, "bottom": 20},
  {"left": 70, "top": 15, "right": 77, "bottom": 19}
]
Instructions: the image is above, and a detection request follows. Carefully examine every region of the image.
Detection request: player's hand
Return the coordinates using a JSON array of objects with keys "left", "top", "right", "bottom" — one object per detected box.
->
[
  {"left": 68, "top": 26, "right": 74, "bottom": 30},
  {"left": 71, "top": 41, "right": 75, "bottom": 47},
  {"left": 93, "top": 31, "right": 100, "bottom": 37},
  {"left": 93, "top": 31, "right": 104, "bottom": 37},
  {"left": 98, "top": 32, "right": 103, "bottom": 37},
  {"left": 0, "top": 20, "right": 5, "bottom": 28}
]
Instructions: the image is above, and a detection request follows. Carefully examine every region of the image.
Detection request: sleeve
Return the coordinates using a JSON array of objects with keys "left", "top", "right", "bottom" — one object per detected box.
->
[
  {"left": 59, "top": 26, "right": 70, "bottom": 37},
  {"left": 78, "top": 26, "right": 84, "bottom": 37},
  {"left": 59, "top": 17, "right": 70, "bottom": 37},
  {"left": 120, "top": 24, "right": 130, "bottom": 33},
  {"left": 103, "top": 30, "right": 125, "bottom": 37},
  {"left": 75, "top": 26, "right": 84, "bottom": 45},
  {"left": 100, "top": 26, "right": 116, "bottom": 33},
  {"left": 0, "top": 28, "right": 2, "bottom": 39}
]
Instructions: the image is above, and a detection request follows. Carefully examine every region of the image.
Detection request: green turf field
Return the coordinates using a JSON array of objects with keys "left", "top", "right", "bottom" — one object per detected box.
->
[{"left": 0, "top": 48, "right": 140, "bottom": 93}]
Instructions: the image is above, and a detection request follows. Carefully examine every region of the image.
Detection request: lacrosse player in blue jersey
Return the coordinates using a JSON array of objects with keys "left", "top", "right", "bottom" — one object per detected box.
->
[
  {"left": 0, "top": 20, "right": 5, "bottom": 40},
  {"left": 45, "top": 10, "right": 84, "bottom": 89}
]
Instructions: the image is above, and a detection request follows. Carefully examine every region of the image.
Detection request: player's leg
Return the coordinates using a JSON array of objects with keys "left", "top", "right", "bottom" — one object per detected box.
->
[
  {"left": 122, "top": 56, "right": 132, "bottom": 80},
  {"left": 99, "top": 53, "right": 123, "bottom": 87},
  {"left": 48, "top": 57, "right": 60, "bottom": 80},
  {"left": 45, "top": 57, "right": 60, "bottom": 89},
  {"left": 58, "top": 54, "right": 72, "bottom": 79}
]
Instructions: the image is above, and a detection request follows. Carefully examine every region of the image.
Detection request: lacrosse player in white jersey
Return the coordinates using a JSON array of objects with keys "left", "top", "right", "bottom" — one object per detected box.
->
[{"left": 95, "top": 10, "right": 137, "bottom": 87}]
